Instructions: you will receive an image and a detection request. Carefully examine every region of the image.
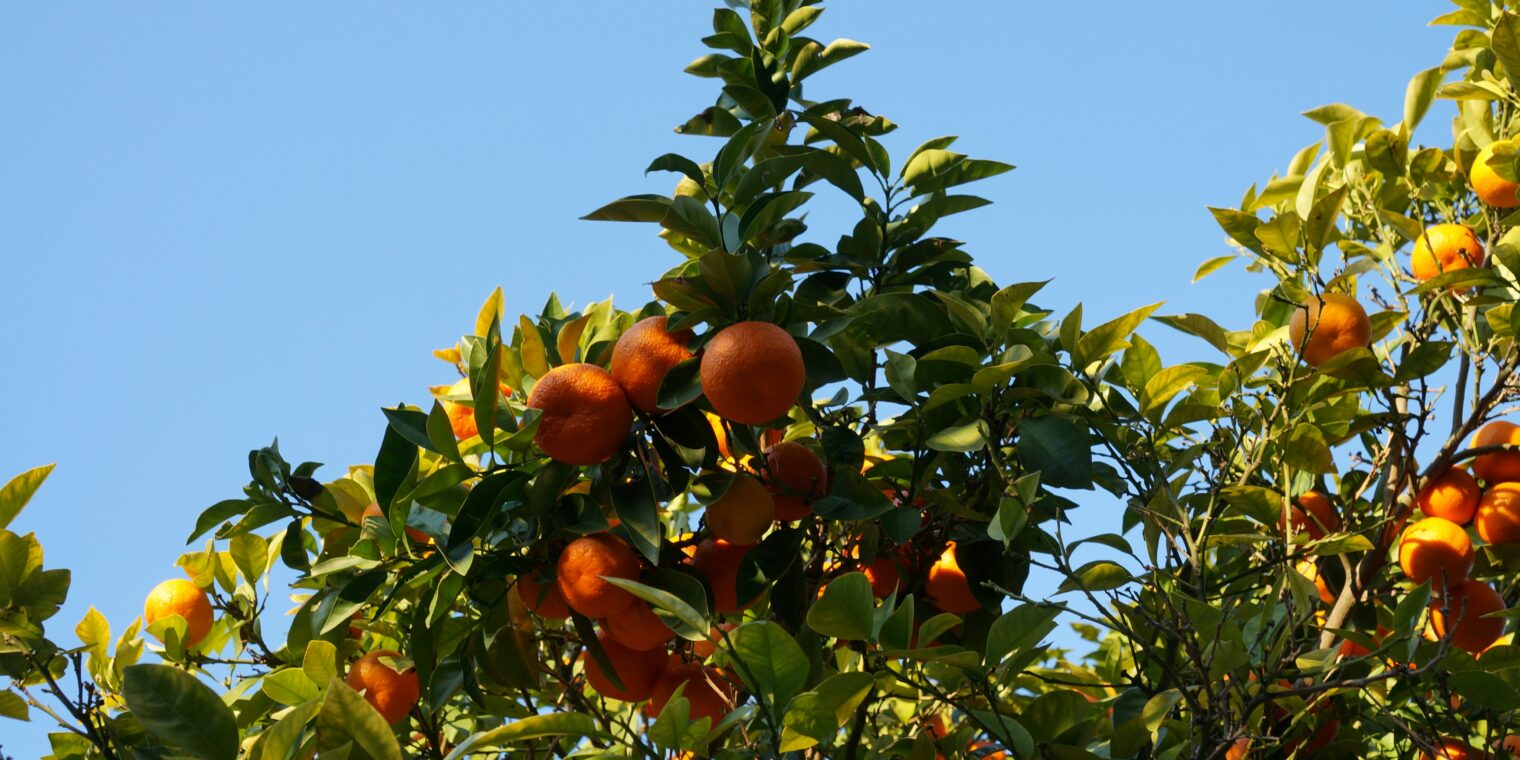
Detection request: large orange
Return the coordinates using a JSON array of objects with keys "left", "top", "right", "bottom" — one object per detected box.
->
[
  {"left": 1428, "top": 579, "right": 1506, "bottom": 654},
  {"left": 1473, "top": 420, "right": 1520, "bottom": 483},
  {"left": 345, "top": 650, "right": 420, "bottom": 724},
  {"left": 764, "top": 441, "right": 827, "bottom": 521},
  {"left": 526, "top": 363, "right": 633, "bottom": 465},
  {"left": 556, "top": 533, "right": 641, "bottom": 618},
  {"left": 1411, "top": 224, "right": 1485, "bottom": 282},
  {"left": 1423, "top": 739, "right": 1478, "bottom": 760},
  {"left": 1287, "top": 293, "right": 1371, "bottom": 367},
  {"left": 690, "top": 537, "right": 758, "bottom": 614},
  {"left": 1398, "top": 517, "right": 1474, "bottom": 589},
  {"left": 610, "top": 316, "right": 694, "bottom": 413},
  {"left": 705, "top": 474, "right": 774, "bottom": 545},
  {"left": 645, "top": 661, "right": 736, "bottom": 725},
  {"left": 1282, "top": 491, "right": 1338, "bottom": 540},
  {"left": 583, "top": 632, "right": 667, "bottom": 702},
  {"left": 1477, "top": 482, "right": 1520, "bottom": 544},
  {"left": 1418, "top": 468, "right": 1481, "bottom": 525},
  {"left": 144, "top": 578, "right": 214, "bottom": 647},
  {"left": 516, "top": 567, "right": 571, "bottom": 620},
  {"left": 924, "top": 544, "right": 982, "bottom": 614},
  {"left": 602, "top": 600, "right": 676, "bottom": 652},
  {"left": 699, "top": 321, "right": 805, "bottom": 425},
  {"left": 1471, "top": 141, "right": 1520, "bottom": 209}
]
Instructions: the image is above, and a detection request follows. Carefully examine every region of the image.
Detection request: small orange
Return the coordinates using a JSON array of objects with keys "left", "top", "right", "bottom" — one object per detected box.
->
[
  {"left": 864, "top": 553, "right": 903, "bottom": 599},
  {"left": 363, "top": 502, "right": 431, "bottom": 545},
  {"left": 689, "top": 538, "right": 758, "bottom": 614},
  {"left": 690, "top": 623, "right": 735, "bottom": 660},
  {"left": 1295, "top": 560, "right": 1336, "bottom": 605},
  {"left": 1412, "top": 224, "right": 1485, "bottom": 282},
  {"left": 1477, "top": 482, "right": 1520, "bottom": 544},
  {"left": 516, "top": 568, "right": 571, "bottom": 620},
  {"left": 645, "top": 661, "right": 736, "bottom": 725},
  {"left": 1473, "top": 420, "right": 1520, "bottom": 483},
  {"left": 764, "top": 442, "right": 828, "bottom": 521},
  {"left": 602, "top": 600, "right": 676, "bottom": 652},
  {"left": 445, "top": 402, "right": 478, "bottom": 440},
  {"left": 556, "top": 533, "right": 641, "bottom": 618},
  {"left": 527, "top": 363, "right": 633, "bottom": 465},
  {"left": 1225, "top": 738, "right": 1249, "bottom": 760},
  {"left": 1418, "top": 468, "right": 1481, "bottom": 525},
  {"left": 705, "top": 474, "right": 775, "bottom": 546},
  {"left": 1283, "top": 491, "right": 1339, "bottom": 539},
  {"left": 1471, "top": 141, "right": 1520, "bottom": 209},
  {"left": 1287, "top": 293, "right": 1371, "bottom": 367},
  {"left": 583, "top": 632, "right": 667, "bottom": 702},
  {"left": 924, "top": 544, "right": 982, "bottom": 614},
  {"left": 345, "top": 650, "right": 420, "bottom": 724},
  {"left": 610, "top": 316, "right": 694, "bottom": 413},
  {"left": 1398, "top": 517, "right": 1474, "bottom": 589},
  {"left": 144, "top": 578, "right": 214, "bottom": 647},
  {"left": 699, "top": 321, "right": 806, "bottom": 425},
  {"left": 1423, "top": 739, "right": 1478, "bottom": 760},
  {"left": 1429, "top": 579, "right": 1507, "bottom": 654}
]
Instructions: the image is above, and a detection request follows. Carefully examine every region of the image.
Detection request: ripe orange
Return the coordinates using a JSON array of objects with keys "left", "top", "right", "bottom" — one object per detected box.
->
[
  {"left": 1423, "top": 739, "right": 1478, "bottom": 760},
  {"left": 583, "top": 632, "right": 667, "bottom": 702},
  {"left": 1500, "top": 735, "right": 1520, "bottom": 755},
  {"left": 610, "top": 316, "right": 694, "bottom": 413},
  {"left": 144, "top": 578, "right": 214, "bottom": 647},
  {"left": 363, "top": 502, "right": 431, "bottom": 545},
  {"left": 1471, "top": 141, "right": 1520, "bottom": 208},
  {"left": 526, "top": 363, "right": 633, "bottom": 465},
  {"left": 764, "top": 441, "right": 827, "bottom": 521},
  {"left": 1428, "top": 579, "right": 1506, "bottom": 654},
  {"left": 924, "top": 544, "right": 982, "bottom": 614},
  {"left": 1398, "top": 517, "right": 1474, "bottom": 589},
  {"left": 1473, "top": 420, "right": 1520, "bottom": 483},
  {"left": 1412, "top": 224, "right": 1485, "bottom": 281},
  {"left": 699, "top": 321, "right": 805, "bottom": 425},
  {"left": 602, "top": 600, "right": 676, "bottom": 652},
  {"left": 690, "top": 537, "right": 758, "bottom": 614},
  {"left": 1225, "top": 738, "right": 1248, "bottom": 760},
  {"left": 1283, "top": 490, "right": 1339, "bottom": 539},
  {"left": 864, "top": 553, "right": 903, "bottom": 599},
  {"left": 1418, "top": 468, "right": 1481, "bottom": 525},
  {"left": 516, "top": 568, "right": 571, "bottom": 620},
  {"left": 345, "top": 650, "right": 420, "bottom": 724},
  {"left": 556, "top": 533, "right": 641, "bottom": 618},
  {"left": 645, "top": 660, "right": 736, "bottom": 725},
  {"left": 445, "top": 402, "right": 478, "bottom": 440},
  {"left": 1287, "top": 293, "right": 1371, "bottom": 367},
  {"left": 1295, "top": 560, "right": 1336, "bottom": 605},
  {"left": 1477, "top": 482, "right": 1520, "bottom": 544},
  {"left": 705, "top": 474, "right": 775, "bottom": 545},
  {"left": 690, "top": 623, "right": 735, "bottom": 660}
]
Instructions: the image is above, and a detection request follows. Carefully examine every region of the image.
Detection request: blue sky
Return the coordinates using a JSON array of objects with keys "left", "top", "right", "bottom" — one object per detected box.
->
[{"left": 1, "top": 2, "right": 1447, "bottom": 754}]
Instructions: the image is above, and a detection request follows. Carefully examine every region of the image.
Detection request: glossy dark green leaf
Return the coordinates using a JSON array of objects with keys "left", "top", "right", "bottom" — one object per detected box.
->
[
  {"left": 582, "top": 194, "right": 673, "bottom": 223},
  {"left": 316, "top": 679, "right": 403, "bottom": 760},
  {"left": 1017, "top": 415, "right": 1092, "bottom": 490},
  {"left": 121, "top": 665, "right": 239, "bottom": 760},
  {"left": 731, "top": 621, "right": 807, "bottom": 708},
  {"left": 806, "top": 572, "right": 873, "bottom": 641}
]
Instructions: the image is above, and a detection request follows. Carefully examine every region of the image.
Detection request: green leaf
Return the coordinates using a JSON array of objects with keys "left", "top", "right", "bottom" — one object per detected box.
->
[
  {"left": 611, "top": 480, "right": 662, "bottom": 565},
  {"left": 602, "top": 575, "right": 710, "bottom": 640},
  {"left": 780, "top": 672, "right": 874, "bottom": 749},
  {"left": 792, "top": 38, "right": 870, "bottom": 81},
  {"left": 1153, "top": 313, "right": 1231, "bottom": 354},
  {"left": 304, "top": 640, "right": 339, "bottom": 686},
  {"left": 187, "top": 498, "right": 253, "bottom": 543},
  {"left": 646, "top": 153, "right": 706, "bottom": 190},
  {"left": 121, "top": 664, "right": 239, "bottom": 760},
  {"left": 806, "top": 572, "right": 874, "bottom": 641},
  {"left": 1057, "top": 561, "right": 1131, "bottom": 593},
  {"left": 1074, "top": 302, "right": 1163, "bottom": 368},
  {"left": 1394, "top": 341, "right": 1453, "bottom": 381},
  {"left": 1404, "top": 68, "right": 1444, "bottom": 129},
  {"left": 258, "top": 701, "right": 321, "bottom": 760},
  {"left": 985, "top": 604, "right": 1061, "bottom": 665},
  {"left": 262, "top": 668, "right": 321, "bottom": 706},
  {"left": 1283, "top": 424, "right": 1335, "bottom": 474},
  {"left": 1494, "top": 13, "right": 1520, "bottom": 86},
  {"left": 731, "top": 621, "right": 808, "bottom": 709},
  {"left": 925, "top": 419, "right": 988, "bottom": 453},
  {"left": 1192, "top": 255, "right": 1235, "bottom": 283},
  {"left": 316, "top": 679, "right": 402, "bottom": 760},
  {"left": 582, "top": 194, "right": 673, "bottom": 223},
  {"left": 0, "top": 463, "right": 55, "bottom": 531},
  {"left": 739, "top": 190, "right": 813, "bottom": 242},
  {"left": 0, "top": 690, "right": 28, "bottom": 721},
  {"left": 1022, "top": 690, "right": 1095, "bottom": 744},
  {"left": 381, "top": 407, "right": 438, "bottom": 454},
  {"left": 1208, "top": 207, "right": 1265, "bottom": 255},
  {"left": 443, "top": 713, "right": 605, "bottom": 760},
  {"left": 1139, "top": 365, "right": 1208, "bottom": 418},
  {"left": 1017, "top": 415, "right": 1093, "bottom": 490},
  {"left": 1450, "top": 670, "right": 1520, "bottom": 711}
]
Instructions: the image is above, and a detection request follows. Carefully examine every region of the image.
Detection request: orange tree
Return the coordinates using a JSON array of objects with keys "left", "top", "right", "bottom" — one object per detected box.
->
[{"left": 12, "top": 1, "right": 1520, "bottom": 759}]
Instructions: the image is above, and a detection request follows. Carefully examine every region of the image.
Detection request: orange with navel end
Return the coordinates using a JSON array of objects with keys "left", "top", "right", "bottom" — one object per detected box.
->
[
  {"left": 602, "top": 600, "right": 676, "bottom": 652},
  {"left": 699, "top": 321, "right": 806, "bottom": 425},
  {"left": 1423, "top": 739, "right": 1479, "bottom": 760},
  {"left": 924, "top": 544, "right": 982, "bottom": 614},
  {"left": 144, "top": 578, "right": 214, "bottom": 647},
  {"left": 764, "top": 441, "right": 828, "bottom": 521},
  {"left": 1412, "top": 224, "right": 1485, "bottom": 281},
  {"left": 1283, "top": 491, "right": 1338, "bottom": 539},
  {"left": 1473, "top": 420, "right": 1520, "bottom": 483},
  {"left": 610, "top": 316, "right": 695, "bottom": 413},
  {"left": 1287, "top": 293, "right": 1371, "bottom": 367},
  {"left": 363, "top": 502, "right": 431, "bottom": 545},
  {"left": 690, "top": 538, "right": 758, "bottom": 614},
  {"left": 1398, "top": 517, "right": 1474, "bottom": 589},
  {"left": 583, "top": 632, "right": 667, "bottom": 702},
  {"left": 526, "top": 363, "right": 633, "bottom": 465},
  {"left": 1428, "top": 579, "right": 1507, "bottom": 654},
  {"left": 1471, "top": 141, "right": 1520, "bottom": 209},
  {"left": 1477, "top": 482, "right": 1520, "bottom": 544},
  {"left": 1418, "top": 468, "right": 1481, "bottom": 525},
  {"left": 345, "top": 650, "right": 420, "bottom": 724},
  {"left": 705, "top": 474, "right": 775, "bottom": 546},
  {"left": 516, "top": 568, "right": 571, "bottom": 620},
  {"left": 556, "top": 533, "right": 641, "bottom": 618},
  {"left": 645, "top": 661, "right": 736, "bottom": 725},
  {"left": 445, "top": 402, "right": 478, "bottom": 440}
]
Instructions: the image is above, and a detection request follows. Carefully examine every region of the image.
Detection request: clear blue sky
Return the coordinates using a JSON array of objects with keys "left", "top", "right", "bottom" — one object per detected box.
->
[{"left": 2, "top": 2, "right": 1445, "bottom": 754}]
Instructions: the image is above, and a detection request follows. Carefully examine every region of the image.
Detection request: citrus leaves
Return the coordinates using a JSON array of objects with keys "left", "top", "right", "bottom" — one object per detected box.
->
[
  {"left": 0, "top": 462, "right": 54, "bottom": 530},
  {"left": 121, "top": 665, "right": 239, "bottom": 760}
]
